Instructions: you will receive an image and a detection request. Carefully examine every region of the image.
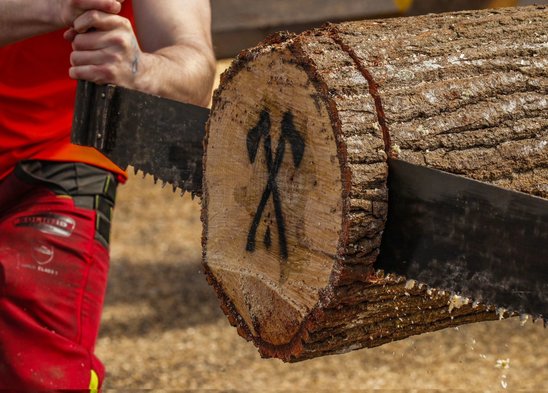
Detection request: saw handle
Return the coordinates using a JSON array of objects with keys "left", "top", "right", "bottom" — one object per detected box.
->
[
  {"left": 71, "top": 80, "right": 94, "bottom": 146},
  {"left": 71, "top": 80, "right": 117, "bottom": 152}
]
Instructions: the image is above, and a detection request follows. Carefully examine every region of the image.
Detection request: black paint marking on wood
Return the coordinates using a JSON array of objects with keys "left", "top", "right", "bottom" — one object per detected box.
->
[
  {"left": 245, "top": 109, "right": 305, "bottom": 261},
  {"left": 281, "top": 111, "right": 305, "bottom": 167},
  {"left": 264, "top": 226, "right": 272, "bottom": 249},
  {"left": 247, "top": 109, "right": 269, "bottom": 163}
]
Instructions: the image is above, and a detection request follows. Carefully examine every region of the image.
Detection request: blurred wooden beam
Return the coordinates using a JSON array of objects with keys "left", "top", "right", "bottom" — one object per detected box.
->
[
  {"left": 211, "top": 0, "right": 547, "bottom": 58},
  {"left": 210, "top": 0, "right": 474, "bottom": 59},
  {"left": 211, "top": 0, "right": 413, "bottom": 58}
]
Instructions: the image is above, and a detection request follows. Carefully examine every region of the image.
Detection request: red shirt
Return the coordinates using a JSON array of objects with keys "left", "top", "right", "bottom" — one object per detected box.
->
[{"left": 0, "top": 3, "right": 134, "bottom": 181}]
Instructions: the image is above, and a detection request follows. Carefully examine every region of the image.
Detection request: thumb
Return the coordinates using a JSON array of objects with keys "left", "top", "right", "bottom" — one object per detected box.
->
[{"left": 63, "top": 27, "right": 77, "bottom": 42}]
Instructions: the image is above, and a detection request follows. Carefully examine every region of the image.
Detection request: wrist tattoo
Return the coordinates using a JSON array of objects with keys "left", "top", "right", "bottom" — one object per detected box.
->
[
  {"left": 131, "top": 39, "right": 140, "bottom": 75},
  {"left": 131, "top": 54, "right": 139, "bottom": 74}
]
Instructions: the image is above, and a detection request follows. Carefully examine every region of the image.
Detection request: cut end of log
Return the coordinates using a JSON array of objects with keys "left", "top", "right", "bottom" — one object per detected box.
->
[
  {"left": 203, "top": 34, "right": 412, "bottom": 361},
  {"left": 204, "top": 40, "right": 346, "bottom": 349}
]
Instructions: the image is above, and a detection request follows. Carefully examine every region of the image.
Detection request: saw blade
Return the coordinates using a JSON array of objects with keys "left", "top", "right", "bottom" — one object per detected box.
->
[
  {"left": 376, "top": 159, "right": 548, "bottom": 320},
  {"left": 72, "top": 81, "right": 209, "bottom": 196}
]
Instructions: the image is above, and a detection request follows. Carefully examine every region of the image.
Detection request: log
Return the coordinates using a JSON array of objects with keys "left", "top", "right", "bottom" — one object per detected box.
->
[{"left": 202, "top": 6, "right": 548, "bottom": 361}]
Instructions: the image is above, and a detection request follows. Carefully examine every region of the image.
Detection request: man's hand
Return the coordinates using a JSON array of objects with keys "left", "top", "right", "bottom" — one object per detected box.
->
[
  {"left": 64, "top": 0, "right": 215, "bottom": 107},
  {"left": 57, "top": 0, "right": 124, "bottom": 27},
  {"left": 65, "top": 10, "right": 140, "bottom": 86}
]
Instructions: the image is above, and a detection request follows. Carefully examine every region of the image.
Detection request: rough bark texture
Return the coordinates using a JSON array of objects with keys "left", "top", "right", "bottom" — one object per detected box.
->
[{"left": 203, "top": 6, "right": 547, "bottom": 361}]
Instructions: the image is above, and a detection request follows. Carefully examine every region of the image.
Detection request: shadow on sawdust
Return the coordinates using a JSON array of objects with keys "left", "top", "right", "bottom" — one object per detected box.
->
[{"left": 99, "top": 257, "right": 225, "bottom": 338}]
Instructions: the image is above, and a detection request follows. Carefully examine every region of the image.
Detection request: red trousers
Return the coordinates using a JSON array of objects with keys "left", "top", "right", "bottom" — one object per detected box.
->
[{"left": 0, "top": 162, "right": 114, "bottom": 391}]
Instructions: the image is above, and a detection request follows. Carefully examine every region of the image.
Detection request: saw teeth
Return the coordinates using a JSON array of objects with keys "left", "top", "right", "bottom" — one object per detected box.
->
[{"left": 131, "top": 165, "right": 200, "bottom": 197}]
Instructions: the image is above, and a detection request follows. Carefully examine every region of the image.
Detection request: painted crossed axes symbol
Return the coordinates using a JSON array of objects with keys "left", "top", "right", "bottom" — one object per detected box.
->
[{"left": 245, "top": 109, "right": 305, "bottom": 260}]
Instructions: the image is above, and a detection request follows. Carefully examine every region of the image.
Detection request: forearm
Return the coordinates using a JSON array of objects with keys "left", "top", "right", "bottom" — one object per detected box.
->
[
  {"left": 0, "top": 0, "right": 61, "bottom": 46},
  {"left": 132, "top": 0, "right": 216, "bottom": 106},
  {"left": 0, "top": 0, "right": 123, "bottom": 47},
  {"left": 136, "top": 43, "right": 216, "bottom": 107}
]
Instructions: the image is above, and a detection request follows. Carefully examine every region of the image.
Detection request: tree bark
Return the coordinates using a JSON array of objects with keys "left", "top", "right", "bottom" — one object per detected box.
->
[{"left": 202, "top": 6, "right": 547, "bottom": 361}]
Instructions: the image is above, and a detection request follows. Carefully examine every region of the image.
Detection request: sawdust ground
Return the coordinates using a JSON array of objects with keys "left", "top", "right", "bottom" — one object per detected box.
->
[{"left": 96, "top": 60, "right": 547, "bottom": 391}]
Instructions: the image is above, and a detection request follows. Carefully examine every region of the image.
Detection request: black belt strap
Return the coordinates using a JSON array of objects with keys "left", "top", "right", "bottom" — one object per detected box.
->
[{"left": 15, "top": 160, "right": 118, "bottom": 247}]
